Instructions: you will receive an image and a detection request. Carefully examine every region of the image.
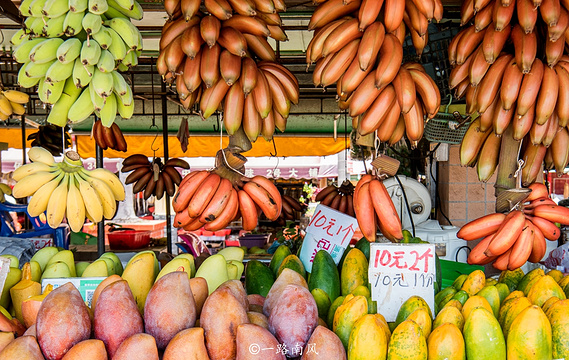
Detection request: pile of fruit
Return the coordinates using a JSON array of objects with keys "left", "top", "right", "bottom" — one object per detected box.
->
[
  {"left": 157, "top": 0, "right": 298, "bottom": 142},
  {"left": 0, "top": 89, "right": 29, "bottom": 120},
  {"left": 12, "top": 0, "right": 142, "bottom": 127},
  {"left": 305, "top": 0, "right": 443, "bottom": 146},
  {"left": 459, "top": 183, "right": 569, "bottom": 270},
  {"left": 120, "top": 154, "right": 189, "bottom": 199},
  {"left": 11, "top": 147, "right": 125, "bottom": 232},
  {"left": 451, "top": 0, "right": 569, "bottom": 182}
]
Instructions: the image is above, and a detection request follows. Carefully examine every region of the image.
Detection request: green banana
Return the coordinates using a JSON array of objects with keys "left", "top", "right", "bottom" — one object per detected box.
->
[
  {"left": 104, "top": 18, "right": 140, "bottom": 50},
  {"left": 91, "top": 68, "right": 113, "bottom": 97},
  {"left": 10, "top": 29, "right": 28, "bottom": 47},
  {"left": 80, "top": 39, "right": 101, "bottom": 65},
  {"left": 97, "top": 50, "right": 116, "bottom": 72},
  {"left": 98, "top": 92, "right": 117, "bottom": 127},
  {"left": 68, "top": 88, "right": 95, "bottom": 123},
  {"left": 57, "top": 38, "right": 82, "bottom": 64},
  {"left": 19, "top": 0, "right": 34, "bottom": 17},
  {"left": 107, "top": 0, "right": 143, "bottom": 20},
  {"left": 72, "top": 57, "right": 94, "bottom": 88},
  {"left": 103, "top": 6, "right": 129, "bottom": 19},
  {"left": 42, "top": 14, "right": 66, "bottom": 38},
  {"left": 25, "top": 17, "right": 45, "bottom": 36},
  {"left": 18, "top": 63, "right": 42, "bottom": 88},
  {"left": 116, "top": 92, "right": 134, "bottom": 118},
  {"left": 69, "top": 0, "right": 88, "bottom": 12},
  {"left": 25, "top": 60, "right": 55, "bottom": 78},
  {"left": 63, "top": 10, "right": 84, "bottom": 36},
  {"left": 38, "top": 77, "right": 65, "bottom": 104},
  {"left": 111, "top": 71, "right": 128, "bottom": 96},
  {"left": 12, "top": 37, "right": 45, "bottom": 63},
  {"left": 106, "top": 27, "right": 127, "bottom": 60},
  {"left": 29, "top": 38, "right": 64, "bottom": 64},
  {"left": 121, "top": 49, "right": 138, "bottom": 67},
  {"left": 89, "top": 82, "right": 107, "bottom": 111},
  {"left": 116, "top": 62, "right": 128, "bottom": 72},
  {"left": 115, "top": 78, "right": 133, "bottom": 105},
  {"left": 42, "top": 0, "right": 69, "bottom": 18},
  {"left": 92, "top": 26, "right": 113, "bottom": 49},
  {"left": 109, "top": 0, "right": 134, "bottom": 11},
  {"left": 89, "top": 0, "right": 109, "bottom": 14},
  {"left": 29, "top": 0, "right": 49, "bottom": 17},
  {"left": 82, "top": 13, "right": 103, "bottom": 35},
  {"left": 45, "top": 60, "right": 74, "bottom": 83},
  {"left": 47, "top": 79, "right": 83, "bottom": 127}
]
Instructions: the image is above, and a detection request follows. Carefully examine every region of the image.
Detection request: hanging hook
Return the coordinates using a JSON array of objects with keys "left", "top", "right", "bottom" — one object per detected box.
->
[
  {"left": 150, "top": 123, "right": 160, "bottom": 158},
  {"left": 213, "top": 113, "right": 220, "bottom": 132},
  {"left": 270, "top": 137, "right": 278, "bottom": 157}
]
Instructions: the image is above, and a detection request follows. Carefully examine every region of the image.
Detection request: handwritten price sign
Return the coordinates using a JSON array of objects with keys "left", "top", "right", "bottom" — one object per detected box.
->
[
  {"left": 368, "top": 243, "right": 436, "bottom": 322},
  {"left": 299, "top": 204, "right": 357, "bottom": 273}
]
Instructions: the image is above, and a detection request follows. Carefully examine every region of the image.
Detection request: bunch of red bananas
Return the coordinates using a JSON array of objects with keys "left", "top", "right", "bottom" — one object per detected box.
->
[
  {"left": 92, "top": 120, "right": 127, "bottom": 152},
  {"left": 353, "top": 174, "right": 404, "bottom": 242},
  {"left": 315, "top": 180, "right": 356, "bottom": 217},
  {"left": 277, "top": 194, "right": 304, "bottom": 223},
  {"left": 459, "top": 183, "right": 569, "bottom": 270},
  {"left": 172, "top": 172, "right": 282, "bottom": 232},
  {"left": 121, "top": 154, "right": 190, "bottom": 199}
]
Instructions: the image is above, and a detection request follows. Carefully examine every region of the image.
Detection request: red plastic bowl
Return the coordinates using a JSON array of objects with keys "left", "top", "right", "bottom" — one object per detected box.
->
[{"left": 108, "top": 230, "right": 151, "bottom": 250}]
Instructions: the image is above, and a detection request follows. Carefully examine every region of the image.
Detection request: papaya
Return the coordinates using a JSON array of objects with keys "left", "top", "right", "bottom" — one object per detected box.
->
[
  {"left": 541, "top": 296, "right": 560, "bottom": 313},
  {"left": 527, "top": 275, "right": 566, "bottom": 307},
  {"left": 342, "top": 294, "right": 355, "bottom": 304},
  {"left": 507, "top": 305, "right": 552, "bottom": 360},
  {"left": 461, "top": 295, "right": 493, "bottom": 321},
  {"left": 442, "top": 299, "right": 463, "bottom": 312},
  {"left": 387, "top": 319, "right": 427, "bottom": 360},
  {"left": 308, "top": 250, "right": 341, "bottom": 303},
  {"left": 354, "top": 238, "right": 370, "bottom": 261},
  {"left": 500, "top": 296, "right": 532, "bottom": 338},
  {"left": 427, "top": 323, "right": 466, "bottom": 360},
  {"left": 327, "top": 296, "right": 345, "bottom": 329},
  {"left": 333, "top": 295, "right": 368, "bottom": 349},
  {"left": 452, "top": 274, "right": 468, "bottom": 291},
  {"left": 503, "top": 290, "right": 524, "bottom": 303},
  {"left": 366, "top": 297, "right": 377, "bottom": 315},
  {"left": 351, "top": 285, "right": 370, "bottom": 298},
  {"left": 558, "top": 275, "right": 569, "bottom": 289},
  {"left": 337, "top": 247, "right": 352, "bottom": 274},
  {"left": 494, "top": 283, "right": 510, "bottom": 305},
  {"left": 269, "top": 245, "right": 291, "bottom": 277},
  {"left": 395, "top": 295, "right": 432, "bottom": 328},
  {"left": 277, "top": 254, "right": 306, "bottom": 278},
  {"left": 311, "top": 288, "right": 331, "bottom": 319},
  {"left": 498, "top": 268, "right": 525, "bottom": 292},
  {"left": 463, "top": 307, "right": 506, "bottom": 360},
  {"left": 564, "top": 281, "right": 569, "bottom": 299},
  {"left": 340, "top": 249, "right": 368, "bottom": 296},
  {"left": 433, "top": 305, "right": 465, "bottom": 331},
  {"left": 348, "top": 314, "right": 388, "bottom": 360},
  {"left": 547, "top": 269, "right": 564, "bottom": 283},
  {"left": 476, "top": 285, "right": 500, "bottom": 318},
  {"left": 545, "top": 299, "right": 569, "bottom": 360},
  {"left": 450, "top": 290, "right": 469, "bottom": 306},
  {"left": 435, "top": 287, "right": 456, "bottom": 305},
  {"left": 484, "top": 278, "right": 497, "bottom": 286},
  {"left": 374, "top": 313, "right": 391, "bottom": 338},
  {"left": 245, "top": 260, "right": 274, "bottom": 297},
  {"left": 461, "top": 270, "right": 485, "bottom": 296},
  {"left": 516, "top": 268, "right": 545, "bottom": 295},
  {"left": 407, "top": 308, "right": 432, "bottom": 338}
]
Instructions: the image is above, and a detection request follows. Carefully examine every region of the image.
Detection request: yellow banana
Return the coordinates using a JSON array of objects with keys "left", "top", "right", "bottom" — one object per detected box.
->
[
  {"left": 75, "top": 172, "right": 104, "bottom": 223},
  {"left": 46, "top": 173, "right": 69, "bottom": 229},
  {"left": 81, "top": 167, "right": 125, "bottom": 201},
  {"left": 78, "top": 171, "right": 116, "bottom": 219},
  {"left": 27, "top": 171, "right": 65, "bottom": 217}
]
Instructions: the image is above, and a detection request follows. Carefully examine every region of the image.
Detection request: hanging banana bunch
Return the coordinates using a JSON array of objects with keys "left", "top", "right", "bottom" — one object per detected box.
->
[
  {"left": 156, "top": 0, "right": 299, "bottom": 143},
  {"left": 92, "top": 119, "right": 127, "bottom": 151},
  {"left": 451, "top": 0, "right": 569, "bottom": 183},
  {"left": 27, "top": 124, "right": 72, "bottom": 156},
  {"left": 315, "top": 180, "right": 356, "bottom": 217},
  {"left": 12, "top": 0, "right": 143, "bottom": 130},
  {"left": 0, "top": 89, "right": 30, "bottom": 120},
  {"left": 305, "top": 0, "right": 443, "bottom": 146}
]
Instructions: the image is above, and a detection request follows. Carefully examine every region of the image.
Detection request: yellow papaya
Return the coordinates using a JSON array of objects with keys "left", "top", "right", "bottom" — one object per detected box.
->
[
  {"left": 348, "top": 314, "right": 389, "bottom": 360},
  {"left": 407, "top": 308, "right": 432, "bottom": 338},
  {"left": 342, "top": 294, "right": 355, "bottom": 305},
  {"left": 484, "top": 278, "right": 497, "bottom": 286},
  {"left": 547, "top": 269, "right": 564, "bottom": 283},
  {"left": 461, "top": 295, "right": 493, "bottom": 321},
  {"left": 433, "top": 305, "right": 465, "bottom": 331},
  {"left": 494, "top": 283, "right": 510, "bottom": 305},
  {"left": 507, "top": 305, "right": 552, "bottom": 360},
  {"left": 427, "top": 323, "right": 466, "bottom": 360},
  {"left": 476, "top": 285, "right": 500, "bottom": 318},
  {"left": 442, "top": 299, "right": 463, "bottom": 312},
  {"left": 327, "top": 296, "right": 345, "bottom": 328},
  {"left": 558, "top": 275, "right": 569, "bottom": 288},
  {"left": 517, "top": 268, "right": 545, "bottom": 295},
  {"left": 387, "top": 319, "right": 427, "bottom": 360},
  {"left": 451, "top": 274, "right": 468, "bottom": 291},
  {"left": 374, "top": 313, "right": 391, "bottom": 339},
  {"left": 351, "top": 285, "right": 370, "bottom": 298},
  {"left": 340, "top": 249, "right": 368, "bottom": 296},
  {"left": 503, "top": 290, "right": 524, "bottom": 303},
  {"left": 545, "top": 299, "right": 569, "bottom": 360},
  {"left": 333, "top": 295, "right": 368, "bottom": 349},
  {"left": 542, "top": 296, "right": 560, "bottom": 314},
  {"left": 527, "top": 275, "right": 566, "bottom": 307},
  {"left": 498, "top": 293, "right": 525, "bottom": 326},
  {"left": 500, "top": 296, "right": 532, "bottom": 338},
  {"left": 464, "top": 307, "right": 506, "bottom": 360},
  {"left": 395, "top": 296, "right": 432, "bottom": 327},
  {"left": 461, "top": 270, "right": 485, "bottom": 296},
  {"left": 498, "top": 268, "right": 525, "bottom": 292}
]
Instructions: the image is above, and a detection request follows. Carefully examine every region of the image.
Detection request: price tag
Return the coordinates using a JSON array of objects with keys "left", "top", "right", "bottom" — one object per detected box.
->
[
  {"left": 368, "top": 243, "right": 436, "bottom": 322},
  {"left": 299, "top": 204, "right": 358, "bottom": 273},
  {"left": 0, "top": 257, "right": 11, "bottom": 301}
]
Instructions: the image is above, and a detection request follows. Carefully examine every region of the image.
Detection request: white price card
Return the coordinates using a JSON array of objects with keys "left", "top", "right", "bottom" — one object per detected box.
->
[
  {"left": 299, "top": 204, "right": 358, "bottom": 273},
  {"left": 0, "top": 257, "right": 11, "bottom": 301},
  {"left": 368, "top": 243, "right": 436, "bottom": 322}
]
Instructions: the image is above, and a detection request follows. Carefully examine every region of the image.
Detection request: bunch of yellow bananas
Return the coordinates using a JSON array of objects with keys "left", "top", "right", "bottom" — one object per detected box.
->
[
  {"left": 11, "top": 147, "right": 125, "bottom": 232},
  {"left": 0, "top": 90, "right": 29, "bottom": 120}
]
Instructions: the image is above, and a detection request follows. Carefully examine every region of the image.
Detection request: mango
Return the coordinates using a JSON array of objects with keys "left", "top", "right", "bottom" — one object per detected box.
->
[
  {"left": 194, "top": 254, "right": 230, "bottom": 294},
  {"left": 21, "top": 284, "right": 53, "bottom": 328},
  {"left": 113, "top": 333, "right": 158, "bottom": 360},
  {"left": 200, "top": 285, "right": 249, "bottom": 359},
  {"left": 61, "top": 339, "right": 108, "bottom": 360},
  {"left": 30, "top": 246, "right": 59, "bottom": 271},
  {"left": 427, "top": 323, "right": 466, "bottom": 360},
  {"left": 263, "top": 268, "right": 308, "bottom": 317},
  {"left": 36, "top": 283, "right": 91, "bottom": 360},
  {"left": 46, "top": 250, "right": 76, "bottom": 277},
  {"left": 387, "top": 319, "right": 427, "bottom": 359},
  {"left": 0, "top": 331, "right": 14, "bottom": 353},
  {"left": 90, "top": 275, "right": 122, "bottom": 311},
  {"left": 301, "top": 325, "right": 346, "bottom": 360},
  {"left": 247, "top": 294, "right": 265, "bottom": 312},
  {"left": 189, "top": 277, "right": 209, "bottom": 316},
  {"left": 268, "top": 284, "right": 318, "bottom": 353},
  {"left": 93, "top": 280, "right": 144, "bottom": 358},
  {"left": 0, "top": 267, "right": 21, "bottom": 309},
  {"left": 348, "top": 314, "right": 388, "bottom": 360},
  {"left": 507, "top": 305, "right": 552, "bottom": 360},
  {"left": 144, "top": 272, "right": 197, "bottom": 349},
  {"left": 218, "top": 280, "right": 249, "bottom": 310},
  {"left": 247, "top": 311, "right": 269, "bottom": 329},
  {"left": 162, "top": 327, "right": 209, "bottom": 360},
  {"left": 236, "top": 323, "right": 285, "bottom": 360},
  {"left": 24, "top": 324, "right": 37, "bottom": 337},
  {"left": 121, "top": 251, "right": 157, "bottom": 314},
  {"left": 10, "top": 263, "right": 41, "bottom": 325},
  {"left": 0, "top": 335, "right": 44, "bottom": 360}
]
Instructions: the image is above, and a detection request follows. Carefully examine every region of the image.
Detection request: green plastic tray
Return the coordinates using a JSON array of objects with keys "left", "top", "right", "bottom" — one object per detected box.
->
[{"left": 440, "top": 259, "right": 484, "bottom": 289}]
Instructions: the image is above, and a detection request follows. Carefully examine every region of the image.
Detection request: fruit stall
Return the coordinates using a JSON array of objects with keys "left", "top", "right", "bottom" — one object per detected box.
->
[{"left": 2, "top": 0, "right": 569, "bottom": 358}]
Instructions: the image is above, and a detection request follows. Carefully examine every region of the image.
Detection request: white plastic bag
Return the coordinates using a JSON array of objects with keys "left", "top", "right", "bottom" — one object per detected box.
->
[{"left": 544, "top": 242, "right": 569, "bottom": 272}]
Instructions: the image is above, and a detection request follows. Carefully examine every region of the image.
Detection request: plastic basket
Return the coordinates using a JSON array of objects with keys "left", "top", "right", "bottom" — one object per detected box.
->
[{"left": 424, "top": 96, "right": 471, "bottom": 144}]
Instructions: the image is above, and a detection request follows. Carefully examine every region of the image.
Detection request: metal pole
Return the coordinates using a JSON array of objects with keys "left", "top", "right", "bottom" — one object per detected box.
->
[
  {"left": 95, "top": 118, "right": 105, "bottom": 257},
  {"left": 21, "top": 115, "right": 26, "bottom": 165},
  {"left": 161, "top": 82, "right": 172, "bottom": 253}
]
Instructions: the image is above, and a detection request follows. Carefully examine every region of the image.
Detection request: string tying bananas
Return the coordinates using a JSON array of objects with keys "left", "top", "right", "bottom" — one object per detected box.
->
[
  {"left": 450, "top": 0, "right": 569, "bottom": 180},
  {"left": 305, "top": 0, "right": 443, "bottom": 146},
  {"left": 11, "top": 147, "right": 125, "bottom": 232},
  {"left": 0, "top": 183, "right": 12, "bottom": 203},
  {"left": 92, "top": 119, "right": 127, "bottom": 151},
  {"left": 353, "top": 174, "right": 404, "bottom": 242},
  {"left": 459, "top": 183, "right": 569, "bottom": 270},
  {"left": 0, "top": 89, "right": 29, "bottom": 120},
  {"left": 121, "top": 154, "right": 190, "bottom": 200},
  {"left": 27, "top": 124, "right": 71, "bottom": 156},
  {"left": 315, "top": 180, "right": 356, "bottom": 217},
  {"left": 157, "top": 0, "right": 299, "bottom": 142},
  {"left": 12, "top": 0, "right": 143, "bottom": 128}
]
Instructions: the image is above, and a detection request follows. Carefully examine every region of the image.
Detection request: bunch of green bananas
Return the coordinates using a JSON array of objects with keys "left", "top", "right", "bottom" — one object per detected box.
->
[
  {"left": 11, "top": 147, "right": 125, "bottom": 232},
  {"left": 27, "top": 124, "right": 71, "bottom": 155},
  {"left": 11, "top": 0, "right": 143, "bottom": 128},
  {"left": 0, "top": 183, "right": 12, "bottom": 202}
]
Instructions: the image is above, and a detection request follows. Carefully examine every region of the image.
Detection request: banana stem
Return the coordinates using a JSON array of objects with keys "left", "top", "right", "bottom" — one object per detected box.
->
[{"left": 494, "top": 125, "right": 521, "bottom": 200}]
